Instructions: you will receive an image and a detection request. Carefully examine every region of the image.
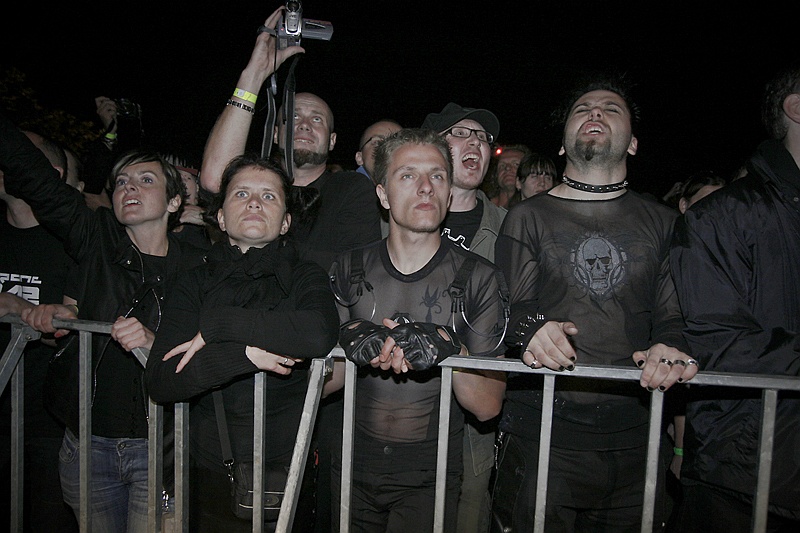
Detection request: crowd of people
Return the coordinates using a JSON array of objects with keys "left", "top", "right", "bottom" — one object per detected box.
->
[{"left": 1, "top": 4, "right": 799, "bottom": 533}]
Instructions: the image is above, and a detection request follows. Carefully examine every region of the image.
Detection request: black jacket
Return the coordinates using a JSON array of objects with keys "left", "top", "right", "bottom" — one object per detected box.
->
[
  {"left": 0, "top": 112, "right": 207, "bottom": 437},
  {"left": 670, "top": 139, "right": 800, "bottom": 518},
  {"left": 145, "top": 239, "right": 339, "bottom": 471}
]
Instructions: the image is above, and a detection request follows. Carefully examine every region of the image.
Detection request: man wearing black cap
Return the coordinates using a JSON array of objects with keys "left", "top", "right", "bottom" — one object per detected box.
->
[
  {"left": 422, "top": 103, "right": 506, "bottom": 262},
  {"left": 422, "top": 103, "right": 507, "bottom": 533}
]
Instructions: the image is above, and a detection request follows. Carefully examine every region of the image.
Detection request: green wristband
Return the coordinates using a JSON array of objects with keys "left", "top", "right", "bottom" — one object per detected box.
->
[{"left": 673, "top": 447, "right": 684, "bottom": 456}]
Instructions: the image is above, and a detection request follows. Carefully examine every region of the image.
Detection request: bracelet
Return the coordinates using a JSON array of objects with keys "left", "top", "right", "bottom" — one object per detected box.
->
[
  {"left": 673, "top": 447, "right": 684, "bottom": 456},
  {"left": 104, "top": 132, "right": 117, "bottom": 140},
  {"left": 514, "top": 312, "right": 546, "bottom": 346},
  {"left": 226, "top": 99, "right": 255, "bottom": 115},
  {"left": 233, "top": 88, "right": 258, "bottom": 104}
]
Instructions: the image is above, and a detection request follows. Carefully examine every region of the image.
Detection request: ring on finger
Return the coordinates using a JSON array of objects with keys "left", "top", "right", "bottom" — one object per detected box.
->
[
  {"left": 673, "top": 359, "right": 687, "bottom": 367},
  {"left": 528, "top": 358, "right": 540, "bottom": 369},
  {"left": 282, "top": 357, "right": 289, "bottom": 365},
  {"left": 524, "top": 349, "right": 539, "bottom": 369},
  {"left": 659, "top": 358, "right": 673, "bottom": 366},
  {"left": 686, "top": 359, "right": 699, "bottom": 366}
]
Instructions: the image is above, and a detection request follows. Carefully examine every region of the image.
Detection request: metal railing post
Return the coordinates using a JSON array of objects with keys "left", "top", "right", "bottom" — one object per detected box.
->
[
  {"left": 642, "top": 389, "right": 665, "bottom": 532},
  {"left": 10, "top": 342, "right": 25, "bottom": 533},
  {"left": 174, "top": 401, "right": 190, "bottom": 533},
  {"left": 274, "top": 355, "right": 333, "bottom": 533},
  {"left": 77, "top": 329, "right": 92, "bottom": 533},
  {"left": 253, "top": 371, "right": 267, "bottom": 533},
  {"left": 433, "top": 367, "right": 453, "bottom": 533},
  {"left": 148, "top": 398, "right": 164, "bottom": 533},
  {"left": 339, "top": 357, "right": 357, "bottom": 533},
  {"left": 534, "top": 374, "right": 556, "bottom": 533},
  {"left": 752, "top": 389, "right": 778, "bottom": 532}
]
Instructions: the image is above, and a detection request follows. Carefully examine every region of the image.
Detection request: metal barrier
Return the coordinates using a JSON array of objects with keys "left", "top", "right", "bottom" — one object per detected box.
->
[
  {"left": 0, "top": 315, "right": 337, "bottom": 533},
  {"left": 3, "top": 314, "right": 799, "bottom": 533},
  {"left": 422, "top": 356, "right": 798, "bottom": 533}
]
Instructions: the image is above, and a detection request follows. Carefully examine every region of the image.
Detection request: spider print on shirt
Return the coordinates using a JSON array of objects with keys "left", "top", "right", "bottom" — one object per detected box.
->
[{"left": 420, "top": 285, "right": 443, "bottom": 322}]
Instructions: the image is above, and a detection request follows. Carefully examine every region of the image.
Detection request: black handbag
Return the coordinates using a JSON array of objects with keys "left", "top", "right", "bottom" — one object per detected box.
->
[{"left": 213, "top": 389, "right": 288, "bottom": 522}]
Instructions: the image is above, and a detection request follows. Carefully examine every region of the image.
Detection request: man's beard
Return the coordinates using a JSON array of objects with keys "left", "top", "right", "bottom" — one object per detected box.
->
[
  {"left": 574, "top": 138, "right": 614, "bottom": 163},
  {"left": 578, "top": 139, "right": 599, "bottom": 162},
  {"left": 293, "top": 148, "right": 328, "bottom": 168}
]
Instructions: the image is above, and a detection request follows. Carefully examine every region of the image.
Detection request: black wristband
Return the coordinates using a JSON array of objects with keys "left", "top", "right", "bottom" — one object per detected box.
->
[{"left": 506, "top": 310, "right": 546, "bottom": 348}]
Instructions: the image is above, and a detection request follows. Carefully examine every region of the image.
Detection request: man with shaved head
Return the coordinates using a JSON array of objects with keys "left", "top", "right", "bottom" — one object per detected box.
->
[
  {"left": 201, "top": 8, "right": 382, "bottom": 271},
  {"left": 199, "top": 6, "right": 383, "bottom": 532},
  {"left": 355, "top": 119, "right": 402, "bottom": 183}
]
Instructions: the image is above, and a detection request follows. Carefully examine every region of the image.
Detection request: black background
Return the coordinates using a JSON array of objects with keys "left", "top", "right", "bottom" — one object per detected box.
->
[{"left": 3, "top": 1, "right": 792, "bottom": 198}]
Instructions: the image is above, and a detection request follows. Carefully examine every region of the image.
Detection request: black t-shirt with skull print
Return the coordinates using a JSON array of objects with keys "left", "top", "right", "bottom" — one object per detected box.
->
[{"left": 495, "top": 190, "right": 687, "bottom": 449}]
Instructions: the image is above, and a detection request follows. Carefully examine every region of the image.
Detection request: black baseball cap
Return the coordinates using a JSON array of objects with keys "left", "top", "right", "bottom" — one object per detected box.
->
[{"left": 421, "top": 102, "right": 500, "bottom": 141}]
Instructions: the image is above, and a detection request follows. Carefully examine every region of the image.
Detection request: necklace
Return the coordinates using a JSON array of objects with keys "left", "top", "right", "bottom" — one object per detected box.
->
[{"left": 561, "top": 175, "right": 628, "bottom": 193}]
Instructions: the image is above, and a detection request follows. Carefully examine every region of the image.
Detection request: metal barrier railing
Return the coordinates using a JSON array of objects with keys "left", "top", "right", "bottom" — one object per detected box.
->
[
  {"left": 4, "top": 314, "right": 799, "bottom": 533},
  {"left": 412, "top": 355, "right": 798, "bottom": 533},
  {"left": 0, "top": 315, "right": 336, "bottom": 533}
]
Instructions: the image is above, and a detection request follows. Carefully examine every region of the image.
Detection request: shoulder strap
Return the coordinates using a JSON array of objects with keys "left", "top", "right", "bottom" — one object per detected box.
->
[
  {"left": 213, "top": 390, "right": 235, "bottom": 479},
  {"left": 349, "top": 246, "right": 372, "bottom": 295},
  {"left": 448, "top": 256, "right": 476, "bottom": 313}
]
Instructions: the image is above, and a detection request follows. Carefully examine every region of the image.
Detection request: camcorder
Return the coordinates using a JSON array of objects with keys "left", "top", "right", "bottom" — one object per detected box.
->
[
  {"left": 111, "top": 98, "right": 144, "bottom": 139},
  {"left": 114, "top": 98, "right": 142, "bottom": 120},
  {"left": 260, "top": 1, "right": 333, "bottom": 50}
]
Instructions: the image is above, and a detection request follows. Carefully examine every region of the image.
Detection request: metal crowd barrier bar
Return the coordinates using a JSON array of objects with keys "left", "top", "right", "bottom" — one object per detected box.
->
[
  {"left": 0, "top": 317, "right": 36, "bottom": 533},
  {"left": 1, "top": 314, "right": 337, "bottom": 533},
  {"left": 4, "top": 313, "right": 799, "bottom": 533},
  {"left": 435, "top": 355, "right": 800, "bottom": 533},
  {"left": 335, "top": 354, "right": 799, "bottom": 533}
]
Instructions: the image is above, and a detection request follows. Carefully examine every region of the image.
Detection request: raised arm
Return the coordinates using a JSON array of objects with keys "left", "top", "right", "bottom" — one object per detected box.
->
[
  {"left": 0, "top": 112, "right": 99, "bottom": 259},
  {"left": 200, "top": 6, "right": 304, "bottom": 193}
]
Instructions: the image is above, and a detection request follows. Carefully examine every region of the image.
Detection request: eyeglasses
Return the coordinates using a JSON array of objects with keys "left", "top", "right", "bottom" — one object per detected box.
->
[{"left": 442, "top": 126, "right": 494, "bottom": 144}]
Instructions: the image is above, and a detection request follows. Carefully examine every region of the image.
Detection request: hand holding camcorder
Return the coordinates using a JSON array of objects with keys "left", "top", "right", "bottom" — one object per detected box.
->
[{"left": 259, "top": 1, "right": 333, "bottom": 50}]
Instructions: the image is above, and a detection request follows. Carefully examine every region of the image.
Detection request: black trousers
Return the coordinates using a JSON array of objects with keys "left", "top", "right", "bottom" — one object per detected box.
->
[{"left": 491, "top": 433, "right": 667, "bottom": 533}]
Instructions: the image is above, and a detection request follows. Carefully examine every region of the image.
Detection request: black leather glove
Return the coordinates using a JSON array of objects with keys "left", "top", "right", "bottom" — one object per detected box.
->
[
  {"left": 389, "top": 322, "right": 461, "bottom": 371},
  {"left": 339, "top": 319, "right": 390, "bottom": 366}
]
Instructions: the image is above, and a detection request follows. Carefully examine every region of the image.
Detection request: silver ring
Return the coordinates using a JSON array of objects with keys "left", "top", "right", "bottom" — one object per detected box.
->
[
  {"left": 686, "top": 359, "right": 698, "bottom": 366},
  {"left": 673, "top": 359, "right": 687, "bottom": 367},
  {"left": 524, "top": 349, "right": 539, "bottom": 368},
  {"left": 659, "top": 358, "right": 673, "bottom": 366},
  {"left": 282, "top": 357, "right": 289, "bottom": 365}
]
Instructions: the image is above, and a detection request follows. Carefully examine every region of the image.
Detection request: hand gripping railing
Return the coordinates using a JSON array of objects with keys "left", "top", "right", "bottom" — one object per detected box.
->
[
  {"left": 1, "top": 314, "right": 338, "bottom": 533},
  {"left": 336, "top": 354, "right": 800, "bottom": 533}
]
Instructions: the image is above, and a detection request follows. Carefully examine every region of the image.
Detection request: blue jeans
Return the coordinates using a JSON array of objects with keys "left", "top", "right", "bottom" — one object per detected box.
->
[{"left": 59, "top": 428, "right": 149, "bottom": 533}]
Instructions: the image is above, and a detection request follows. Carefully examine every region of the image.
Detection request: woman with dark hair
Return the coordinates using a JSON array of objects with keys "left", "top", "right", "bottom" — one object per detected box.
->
[
  {"left": 508, "top": 151, "right": 558, "bottom": 208},
  {"left": 0, "top": 111, "right": 207, "bottom": 532},
  {"left": 145, "top": 154, "right": 339, "bottom": 531}
]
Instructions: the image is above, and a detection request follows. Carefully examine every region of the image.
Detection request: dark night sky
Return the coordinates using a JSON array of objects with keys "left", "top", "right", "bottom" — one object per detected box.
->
[{"left": 3, "top": 1, "right": 793, "bottom": 199}]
